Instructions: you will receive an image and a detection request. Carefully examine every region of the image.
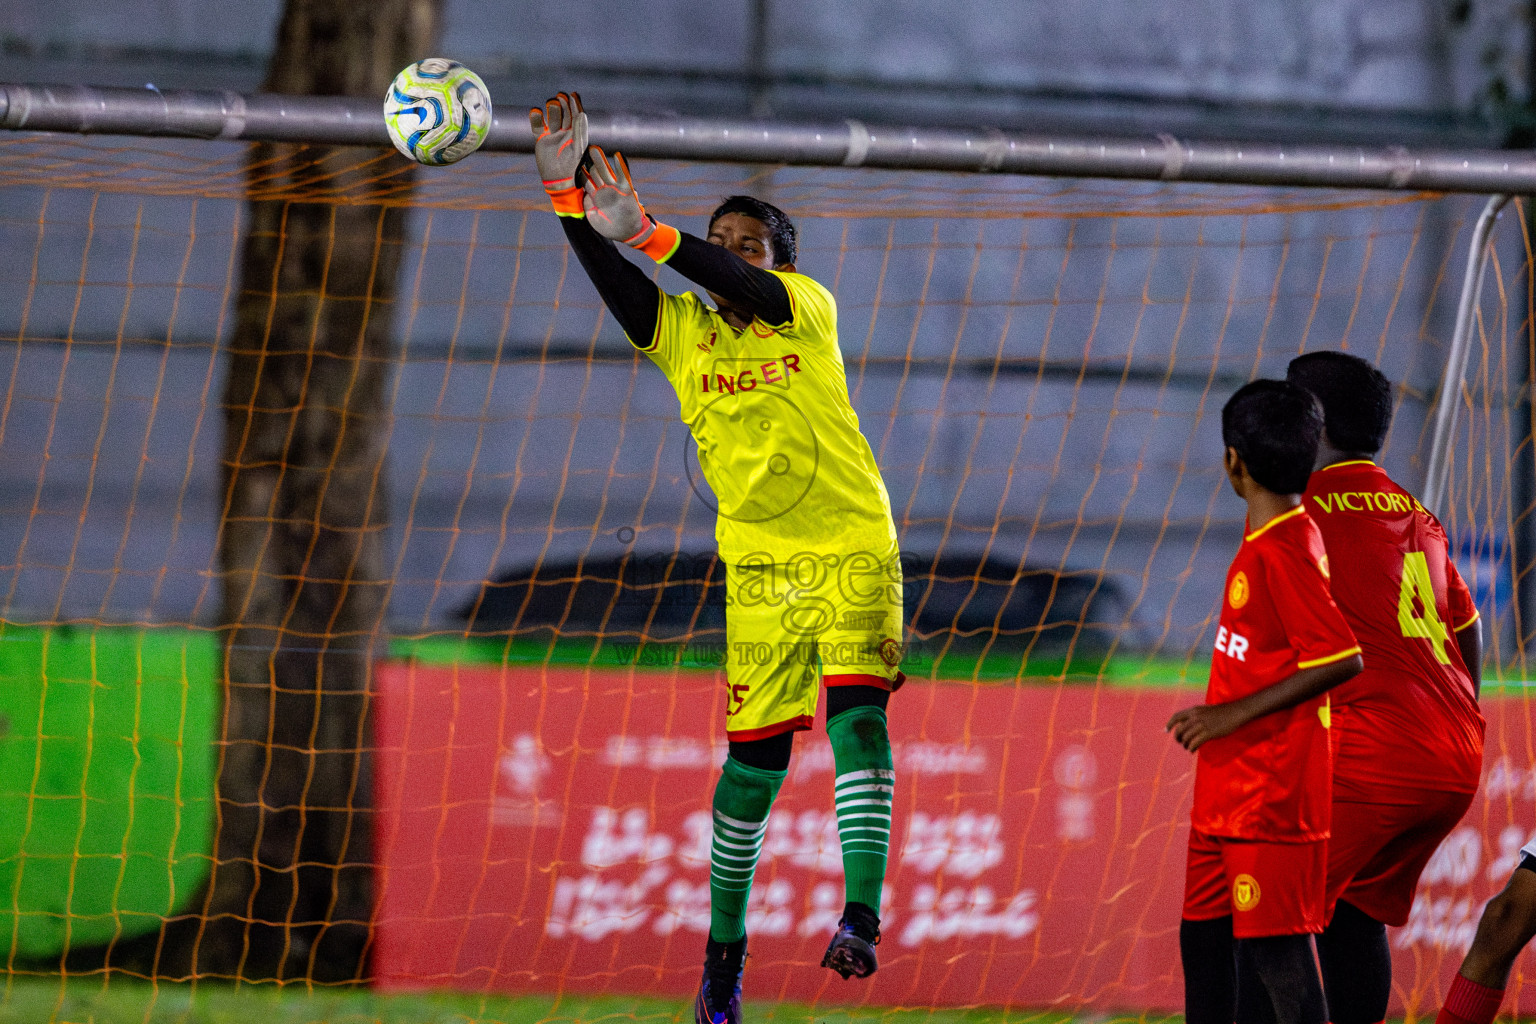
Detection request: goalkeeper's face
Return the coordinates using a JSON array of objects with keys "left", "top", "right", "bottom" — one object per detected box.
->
[
  {"left": 707, "top": 213, "right": 787, "bottom": 271},
  {"left": 706, "top": 212, "right": 796, "bottom": 323}
]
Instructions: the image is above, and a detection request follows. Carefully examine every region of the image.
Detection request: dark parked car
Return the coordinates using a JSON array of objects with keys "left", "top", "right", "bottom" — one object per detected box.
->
[{"left": 456, "top": 550, "right": 1139, "bottom": 669}]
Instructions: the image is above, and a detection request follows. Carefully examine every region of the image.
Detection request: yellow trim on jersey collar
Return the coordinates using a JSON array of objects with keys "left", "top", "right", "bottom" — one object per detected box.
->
[
  {"left": 1245, "top": 504, "right": 1306, "bottom": 542},
  {"left": 1319, "top": 459, "right": 1377, "bottom": 471}
]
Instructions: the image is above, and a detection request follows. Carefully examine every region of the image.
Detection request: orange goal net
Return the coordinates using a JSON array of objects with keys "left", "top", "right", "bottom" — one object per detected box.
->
[{"left": 0, "top": 131, "right": 1532, "bottom": 1020}]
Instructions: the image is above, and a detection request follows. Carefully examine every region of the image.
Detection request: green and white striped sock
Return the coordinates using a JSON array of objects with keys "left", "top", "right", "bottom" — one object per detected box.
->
[
  {"left": 708, "top": 756, "right": 785, "bottom": 943},
  {"left": 828, "top": 706, "right": 895, "bottom": 912}
]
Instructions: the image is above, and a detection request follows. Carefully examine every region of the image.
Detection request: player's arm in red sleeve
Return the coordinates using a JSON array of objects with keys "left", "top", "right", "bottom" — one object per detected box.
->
[
  {"left": 1168, "top": 656, "right": 1362, "bottom": 752},
  {"left": 1447, "top": 559, "right": 1483, "bottom": 696},
  {"left": 1168, "top": 543, "right": 1362, "bottom": 752}
]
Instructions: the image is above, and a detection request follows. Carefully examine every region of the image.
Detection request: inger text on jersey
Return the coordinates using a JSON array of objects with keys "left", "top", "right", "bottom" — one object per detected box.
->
[{"left": 699, "top": 353, "right": 803, "bottom": 394}]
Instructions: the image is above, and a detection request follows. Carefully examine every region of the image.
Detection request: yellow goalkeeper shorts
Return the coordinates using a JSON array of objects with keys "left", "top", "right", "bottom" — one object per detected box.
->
[{"left": 722, "top": 544, "right": 905, "bottom": 740}]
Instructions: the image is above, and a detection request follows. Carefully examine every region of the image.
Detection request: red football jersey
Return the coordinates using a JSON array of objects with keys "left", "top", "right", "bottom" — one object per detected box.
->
[
  {"left": 1303, "top": 460, "right": 1483, "bottom": 794},
  {"left": 1193, "top": 506, "right": 1361, "bottom": 841}
]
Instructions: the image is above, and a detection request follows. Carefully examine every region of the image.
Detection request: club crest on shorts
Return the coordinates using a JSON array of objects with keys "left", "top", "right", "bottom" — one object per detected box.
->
[
  {"left": 1232, "top": 873, "right": 1261, "bottom": 912},
  {"left": 1228, "top": 571, "right": 1249, "bottom": 609},
  {"left": 878, "top": 637, "right": 902, "bottom": 667}
]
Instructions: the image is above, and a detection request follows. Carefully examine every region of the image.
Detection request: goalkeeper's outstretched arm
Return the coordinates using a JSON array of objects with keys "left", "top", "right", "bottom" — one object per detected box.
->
[
  {"left": 666, "top": 234, "right": 792, "bottom": 328},
  {"left": 559, "top": 218, "right": 663, "bottom": 349},
  {"left": 559, "top": 186, "right": 791, "bottom": 344},
  {"left": 530, "top": 92, "right": 663, "bottom": 347},
  {"left": 581, "top": 146, "right": 794, "bottom": 329},
  {"left": 531, "top": 94, "right": 794, "bottom": 342},
  {"left": 563, "top": 195, "right": 792, "bottom": 343}
]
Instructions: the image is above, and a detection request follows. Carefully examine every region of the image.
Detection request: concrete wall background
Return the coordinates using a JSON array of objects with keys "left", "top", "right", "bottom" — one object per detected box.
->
[
  {"left": 0, "top": 2, "right": 1527, "bottom": 664},
  {"left": 0, "top": 0, "right": 1524, "bottom": 140},
  {"left": 0, "top": 0, "right": 1524, "bottom": 109},
  {"left": 0, "top": 160, "right": 1514, "bottom": 662}
]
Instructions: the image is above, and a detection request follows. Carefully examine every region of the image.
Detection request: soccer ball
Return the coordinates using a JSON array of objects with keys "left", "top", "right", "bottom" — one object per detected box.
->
[{"left": 383, "top": 58, "right": 492, "bottom": 166}]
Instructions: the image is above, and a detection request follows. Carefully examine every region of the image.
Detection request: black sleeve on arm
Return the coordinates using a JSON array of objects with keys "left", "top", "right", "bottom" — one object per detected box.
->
[
  {"left": 665, "top": 232, "right": 794, "bottom": 328},
  {"left": 559, "top": 216, "right": 661, "bottom": 349}
]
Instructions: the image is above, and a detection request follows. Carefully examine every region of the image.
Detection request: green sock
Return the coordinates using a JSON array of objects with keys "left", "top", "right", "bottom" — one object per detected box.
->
[
  {"left": 709, "top": 755, "right": 786, "bottom": 943},
  {"left": 828, "top": 705, "right": 895, "bottom": 913}
]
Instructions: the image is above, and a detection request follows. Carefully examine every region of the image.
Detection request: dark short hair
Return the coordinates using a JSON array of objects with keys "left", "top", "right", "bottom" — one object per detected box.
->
[
  {"left": 708, "top": 195, "right": 797, "bottom": 267},
  {"left": 1285, "top": 351, "right": 1393, "bottom": 454},
  {"left": 1222, "top": 379, "right": 1325, "bottom": 495}
]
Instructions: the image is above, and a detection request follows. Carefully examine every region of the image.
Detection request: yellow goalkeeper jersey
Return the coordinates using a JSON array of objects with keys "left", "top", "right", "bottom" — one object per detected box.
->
[{"left": 633, "top": 271, "right": 897, "bottom": 564}]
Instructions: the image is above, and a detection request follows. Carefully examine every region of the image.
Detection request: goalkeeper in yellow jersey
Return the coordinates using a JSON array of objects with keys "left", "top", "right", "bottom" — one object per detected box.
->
[{"left": 530, "top": 93, "right": 904, "bottom": 1023}]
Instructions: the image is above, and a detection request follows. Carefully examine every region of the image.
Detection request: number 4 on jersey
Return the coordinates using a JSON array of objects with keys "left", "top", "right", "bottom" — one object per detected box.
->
[{"left": 1397, "top": 550, "right": 1451, "bottom": 665}]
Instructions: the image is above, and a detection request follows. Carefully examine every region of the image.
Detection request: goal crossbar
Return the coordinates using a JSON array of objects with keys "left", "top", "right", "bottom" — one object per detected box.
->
[{"left": 4, "top": 81, "right": 1536, "bottom": 193}]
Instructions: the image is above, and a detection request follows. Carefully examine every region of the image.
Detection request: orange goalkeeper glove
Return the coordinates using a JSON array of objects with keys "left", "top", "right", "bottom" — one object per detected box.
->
[
  {"left": 528, "top": 91, "right": 588, "bottom": 217},
  {"left": 581, "top": 146, "right": 681, "bottom": 262}
]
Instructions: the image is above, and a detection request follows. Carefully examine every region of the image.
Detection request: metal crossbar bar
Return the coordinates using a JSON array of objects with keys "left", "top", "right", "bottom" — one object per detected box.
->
[{"left": 3, "top": 81, "right": 1536, "bottom": 193}]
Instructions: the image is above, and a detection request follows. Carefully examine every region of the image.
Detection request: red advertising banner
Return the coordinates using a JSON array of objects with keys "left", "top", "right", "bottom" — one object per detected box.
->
[{"left": 373, "top": 661, "right": 1536, "bottom": 1013}]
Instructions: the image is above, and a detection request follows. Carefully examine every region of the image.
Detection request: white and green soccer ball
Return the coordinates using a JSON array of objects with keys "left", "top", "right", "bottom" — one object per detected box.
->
[{"left": 383, "top": 58, "right": 492, "bottom": 166}]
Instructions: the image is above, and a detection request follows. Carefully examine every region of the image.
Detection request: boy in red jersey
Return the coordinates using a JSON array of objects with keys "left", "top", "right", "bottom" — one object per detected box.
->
[
  {"left": 1286, "top": 352, "right": 1483, "bottom": 1024},
  {"left": 1169, "top": 380, "right": 1363, "bottom": 1024}
]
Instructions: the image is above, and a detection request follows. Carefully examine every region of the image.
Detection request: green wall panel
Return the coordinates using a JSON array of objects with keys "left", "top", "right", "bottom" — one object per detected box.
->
[{"left": 0, "top": 625, "right": 218, "bottom": 958}]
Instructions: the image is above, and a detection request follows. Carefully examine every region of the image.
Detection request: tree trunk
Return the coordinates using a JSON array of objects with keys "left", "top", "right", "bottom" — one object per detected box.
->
[{"left": 192, "top": 0, "right": 438, "bottom": 982}]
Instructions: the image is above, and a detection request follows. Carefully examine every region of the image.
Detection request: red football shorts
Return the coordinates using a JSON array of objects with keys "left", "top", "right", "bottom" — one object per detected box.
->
[
  {"left": 1325, "top": 785, "right": 1475, "bottom": 927},
  {"left": 1184, "top": 829, "right": 1327, "bottom": 937}
]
